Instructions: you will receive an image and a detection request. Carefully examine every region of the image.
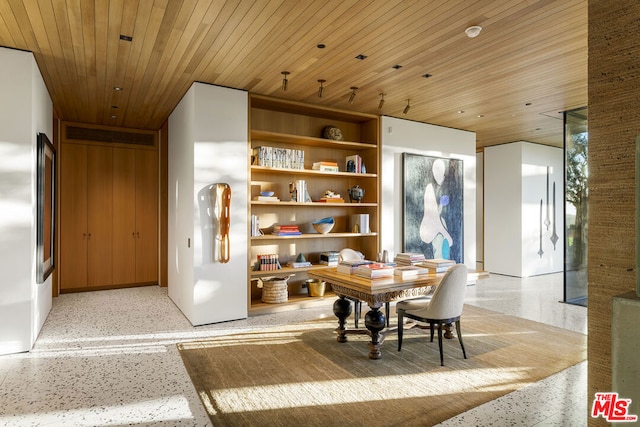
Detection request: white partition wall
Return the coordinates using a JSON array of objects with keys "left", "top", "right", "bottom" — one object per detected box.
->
[
  {"left": 484, "top": 141, "right": 564, "bottom": 276},
  {"left": 380, "top": 116, "right": 477, "bottom": 271},
  {"left": 0, "top": 47, "right": 53, "bottom": 355},
  {"left": 168, "top": 83, "right": 248, "bottom": 326}
]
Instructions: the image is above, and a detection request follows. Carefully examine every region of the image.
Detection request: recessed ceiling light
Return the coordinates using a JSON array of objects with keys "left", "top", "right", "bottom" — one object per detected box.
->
[
  {"left": 465, "top": 26, "right": 482, "bottom": 38},
  {"left": 119, "top": 35, "right": 133, "bottom": 42},
  {"left": 113, "top": 86, "right": 123, "bottom": 91},
  {"left": 525, "top": 102, "right": 532, "bottom": 106},
  {"left": 111, "top": 115, "right": 117, "bottom": 119},
  {"left": 392, "top": 64, "right": 403, "bottom": 70},
  {"left": 111, "top": 105, "right": 118, "bottom": 109},
  {"left": 477, "top": 114, "right": 484, "bottom": 118},
  {"left": 422, "top": 73, "right": 432, "bottom": 79},
  {"left": 355, "top": 54, "right": 368, "bottom": 60},
  {"left": 317, "top": 43, "right": 326, "bottom": 49},
  {"left": 458, "top": 110, "right": 465, "bottom": 114}
]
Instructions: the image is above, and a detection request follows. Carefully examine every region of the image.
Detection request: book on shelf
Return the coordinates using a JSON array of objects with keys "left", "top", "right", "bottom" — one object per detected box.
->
[
  {"left": 272, "top": 224, "right": 302, "bottom": 236},
  {"left": 254, "top": 195, "right": 280, "bottom": 202},
  {"left": 318, "top": 197, "right": 345, "bottom": 203},
  {"left": 394, "top": 265, "right": 429, "bottom": 279},
  {"left": 312, "top": 161, "right": 339, "bottom": 172},
  {"left": 253, "top": 146, "right": 304, "bottom": 169},
  {"left": 257, "top": 254, "right": 282, "bottom": 271},
  {"left": 354, "top": 262, "right": 395, "bottom": 279},
  {"left": 319, "top": 251, "right": 339, "bottom": 266},
  {"left": 336, "top": 259, "right": 374, "bottom": 275},
  {"left": 345, "top": 154, "right": 363, "bottom": 173},
  {"left": 288, "top": 261, "right": 312, "bottom": 268}
]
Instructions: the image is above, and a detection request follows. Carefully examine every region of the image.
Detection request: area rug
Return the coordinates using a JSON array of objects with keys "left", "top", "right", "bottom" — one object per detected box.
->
[{"left": 177, "top": 305, "right": 586, "bottom": 426}]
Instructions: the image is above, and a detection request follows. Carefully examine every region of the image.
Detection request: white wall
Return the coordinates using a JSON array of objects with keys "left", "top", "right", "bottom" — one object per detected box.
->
[
  {"left": 168, "top": 82, "right": 248, "bottom": 326},
  {"left": 484, "top": 141, "right": 564, "bottom": 276},
  {"left": 476, "top": 151, "right": 484, "bottom": 270},
  {"left": 380, "top": 116, "right": 476, "bottom": 271},
  {"left": 0, "top": 47, "right": 53, "bottom": 355}
]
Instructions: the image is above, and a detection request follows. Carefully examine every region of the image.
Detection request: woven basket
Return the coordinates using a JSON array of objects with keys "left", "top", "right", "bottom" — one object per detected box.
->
[{"left": 261, "top": 279, "right": 288, "bottom": 303}]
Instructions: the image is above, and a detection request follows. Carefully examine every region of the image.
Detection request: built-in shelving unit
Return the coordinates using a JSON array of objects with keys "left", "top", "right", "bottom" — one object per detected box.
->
[{"left": 248, "top": 94, "right": 380, "bottom": 313}]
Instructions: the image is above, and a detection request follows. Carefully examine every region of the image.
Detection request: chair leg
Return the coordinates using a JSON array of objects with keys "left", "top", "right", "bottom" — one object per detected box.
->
[
  {"left": 397, "top": 312, "right": 404, "bottom": 351},
  {"left": 437, "top": 322, "right": 444, "bottom": 366},
  {"left": 429, "top": 323, "right": 435, "bottom": 342},
  {"left": 354, "top": 300, "right": 360, "bottom": 328},
  {"left": 456, "top": 320, "right": 467, "bottom": 359}
]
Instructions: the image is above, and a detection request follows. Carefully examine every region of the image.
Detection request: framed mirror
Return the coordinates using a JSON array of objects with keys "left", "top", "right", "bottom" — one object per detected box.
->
[{"left": 37, "top": 132, "right": 55, "bottom": 283}]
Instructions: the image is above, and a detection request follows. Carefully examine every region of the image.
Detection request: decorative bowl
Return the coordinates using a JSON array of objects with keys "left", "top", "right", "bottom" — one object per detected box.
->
[
  {"left": 312, "top": 217, "right": 335, "bottom": 234},
  {"left": 260, "top": 191, "right": 275, "bottom": 197}
]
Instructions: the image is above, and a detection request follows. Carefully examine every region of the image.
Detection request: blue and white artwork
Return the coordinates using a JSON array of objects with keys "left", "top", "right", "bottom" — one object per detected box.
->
[{"left": 403, "top": 153, "right": 464, "bottom": 263}]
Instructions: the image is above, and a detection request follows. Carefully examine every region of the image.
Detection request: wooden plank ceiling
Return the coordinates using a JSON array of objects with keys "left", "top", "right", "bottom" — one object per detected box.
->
[{"left": 0, "top": 0, "right": 587, "bottom": 148}]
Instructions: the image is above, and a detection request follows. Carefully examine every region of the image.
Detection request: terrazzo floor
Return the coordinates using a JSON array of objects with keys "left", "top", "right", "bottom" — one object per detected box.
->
[{"left": 0, "top": 273, "right": 587, "bottom": 426}]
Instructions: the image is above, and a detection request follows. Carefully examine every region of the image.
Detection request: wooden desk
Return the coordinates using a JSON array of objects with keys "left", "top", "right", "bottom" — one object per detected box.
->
[{"left": 308, "top": 268, "right": 487, "bottom": 359}]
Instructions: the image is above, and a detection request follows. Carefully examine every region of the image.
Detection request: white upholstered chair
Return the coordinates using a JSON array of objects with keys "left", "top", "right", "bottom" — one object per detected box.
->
[{"left": 396, "top": 263, "right": 468, "bottom": 366}]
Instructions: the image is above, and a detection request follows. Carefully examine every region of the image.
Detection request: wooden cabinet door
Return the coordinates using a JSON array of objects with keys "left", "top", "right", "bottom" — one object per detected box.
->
[
  {"left": 135, "top": 149, "right": 158, "bottom": 283},
  {"left": 60, "top": 144, "right": 88, "bottom": 289},
  {"left": 112, "top": 148, "right": 137, "bottom": 284},
  {"left": 86, "top": 145, "right": 113, "bottom": 286}
]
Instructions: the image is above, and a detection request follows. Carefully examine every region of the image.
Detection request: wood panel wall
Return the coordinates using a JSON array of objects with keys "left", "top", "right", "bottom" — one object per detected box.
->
[{"left": 588, "top": 2, "right": 640, "bottom": 425}]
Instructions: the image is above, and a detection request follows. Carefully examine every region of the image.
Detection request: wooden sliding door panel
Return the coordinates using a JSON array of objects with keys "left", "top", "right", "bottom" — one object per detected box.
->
[
  {"left": 87, "top": 145, "right": 113, "bottom": 286},
  {"left": 112, "top": 148, "right": 137, "bottom": 284},
  {"left": 60, "top": 143, "right": 88, "bottom": 289},
  {"left": 135, "top": 149, "right": 158, "bottom": 283}
]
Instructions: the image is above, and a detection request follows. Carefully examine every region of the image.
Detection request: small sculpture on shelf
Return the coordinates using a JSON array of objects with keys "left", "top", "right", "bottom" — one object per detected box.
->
[{"left": 348, "top": 185, "right": 365, "bottom": 203}]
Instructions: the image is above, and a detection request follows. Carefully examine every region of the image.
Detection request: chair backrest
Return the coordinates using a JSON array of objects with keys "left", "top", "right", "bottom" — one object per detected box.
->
[{"left": 421, "top": 264, "right": 468, "bottom": 320}]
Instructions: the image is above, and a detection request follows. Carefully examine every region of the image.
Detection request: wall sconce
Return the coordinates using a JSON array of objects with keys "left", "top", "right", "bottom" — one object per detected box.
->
[
  {"left": 378, "top": 93, "right": 385, "bottom": 110},
  {"left": 348, "top": 87, "right": 358, "bottom": 104},
  {"left": 317, "top": 79, "right": 326, "bottom": 98},
  {"left": 281, "top": 71, "right": 290, "bottom": 91},
  {"left": 403, "top": 99, "right": 411, "bottom": 114}
]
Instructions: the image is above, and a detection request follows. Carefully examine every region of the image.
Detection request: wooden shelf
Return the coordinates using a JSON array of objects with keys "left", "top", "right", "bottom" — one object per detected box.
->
[
  {"left": 249, "top": 291, "right": 336, "bottom": 316},
  {"left": 250, "top": 165, "right": 377, "bottom": 178},
  {"left": 250, "top": 201, "right": 377, "bottom": 207},
  {"left": 252, "top": 232, "right": 377, "bottom": 241},
  {"left": 250, "top": 264, "right": 334, "bottom": 278},
  {"left": 252, "top": 129, "right": 377, "bottom": 150}
]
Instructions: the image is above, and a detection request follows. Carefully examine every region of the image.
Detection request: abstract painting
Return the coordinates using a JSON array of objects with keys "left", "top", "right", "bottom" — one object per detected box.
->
[{"left": 403, "top": 153, "right": 464, "bottom": 263}]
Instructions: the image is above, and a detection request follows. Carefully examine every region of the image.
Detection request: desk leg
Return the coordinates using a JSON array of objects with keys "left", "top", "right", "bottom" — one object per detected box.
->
[
  {"left": 365, "top": 307, "right": 386, "bottom": 359},
  {"left": 333, "top": 296, "right": 352, "bottom": 343}
]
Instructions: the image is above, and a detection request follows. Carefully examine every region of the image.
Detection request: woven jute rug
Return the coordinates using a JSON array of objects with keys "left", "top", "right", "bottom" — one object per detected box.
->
[{"left": 178, "top": 304, "right": 586, "bottom": 426}]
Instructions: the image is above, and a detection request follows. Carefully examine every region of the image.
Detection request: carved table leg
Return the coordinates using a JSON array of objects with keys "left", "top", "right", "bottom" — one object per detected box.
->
[
  {"left": 333, "top": 296, "right": 352, "bottom": 343},
  {"left": 364, "top": 307, "right": 386, "bottom": 359}
]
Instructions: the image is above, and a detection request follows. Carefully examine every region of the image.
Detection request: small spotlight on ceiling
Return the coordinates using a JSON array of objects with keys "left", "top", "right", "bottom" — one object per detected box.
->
[
  {"left": 119, "top": 34, "right": 133, "bottom": 42},
  {"left": 378, "top": 93, "right": 385, "bottom": 110},
  {"left": 355, "top": 54, "right": 368, "bottom": 60},
  {"left": 317, "top": 43, "right": 326, "bottom": 49},
  {"left": 422, "top": 73, "right": 432, "bottom": 79},
  {"left": 403, "top": 99, "right": 411, "bottom": 114},
  {"left": 113, "top": 86, "right": 123, "bottom": 91},
  {"left": 281, "top": 71, "right": 290, "bottom": 91},
  {"left": 348, "top": 87, "right": 358, "bottom": 104},
  {"left": 317, "top": 79, "right": 326, "bottom": 98},
  {"left": 458, "top": 110, "right": 465, "bottom": 114},
  {"left": 464, "top": 25, "right": 482, "bottom": 38},
  {"left": 392, "top": 64, "right": 403, "bottom": 70}
]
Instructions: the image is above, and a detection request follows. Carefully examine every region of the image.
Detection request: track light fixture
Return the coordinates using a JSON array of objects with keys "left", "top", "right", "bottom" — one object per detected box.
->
[
  {"left": 403, "top": 99, "right": 411, "bottom": 114},
  {"left": 348, "top": 86, "right": 358, "bottom": 104},
  {"left": 317, "top": 79, "right": 326, "bottom": 98},
  {"left": 281, "top": 71, "right": 290, "bottom": 91},
  {"left": 378, "top": 93, "right": 386, "bottom": 110}
]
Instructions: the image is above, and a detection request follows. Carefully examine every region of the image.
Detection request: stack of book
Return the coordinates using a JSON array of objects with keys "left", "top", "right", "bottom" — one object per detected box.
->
[
  {"left": 345, "top": 154, "right": 364, "bottom": 173},
  {"left": 312, "top": 161, "right": 339, "bottom": 172},
  {"left": 288, "top": 260, "right": 312, "bottom": 268},
  {"left": 272, "top": 224, "right": 302, "bottom": 236},
  {"left": 394, "top": 252, "right": 426, "bottom": 266},
  {"left": 318, "top": 191, "right": 345, "bottom": 203},
  {"left": 418, "top": 258, "right": 456, "bottom": 273},
  {"left": 354, "top": 262, "right": 395, "bottom": 279},
  {"left": 319, "top": 251, "right": 340, "bottom": 266},
  {"left": 394, "top": 265, "right": 429, "bottom": 279},
  {"left": 336, "top": 259, "right": 374, "bottom": 274},
  {"left": 253, "top": 195, "right": 280, "bottom": 202},
  {"left": 257, "top": 254, "right": 281, "bottom": 271}
]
